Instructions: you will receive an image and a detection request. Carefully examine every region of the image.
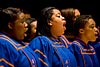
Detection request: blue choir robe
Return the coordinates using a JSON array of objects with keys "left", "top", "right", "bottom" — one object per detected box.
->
[
  {"left": 71, "top": 38, "right": 99, "bottom": 67},
  {"left": 29, "top": 35, "right": 77, "bottom": 67},
  {"left": 0, "top": 33, "right": 41, "bottom": 67}
]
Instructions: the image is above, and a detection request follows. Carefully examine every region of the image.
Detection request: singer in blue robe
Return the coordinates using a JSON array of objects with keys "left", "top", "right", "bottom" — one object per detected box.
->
[
  {"left": 29, "top": 7, "right": 77, "bottom": 67},
  {"left": 70, "top": 15, "right": 100, "bottom": 67},
  {"left": 0, "top": 7, "right": 41, "bottom": 67}
]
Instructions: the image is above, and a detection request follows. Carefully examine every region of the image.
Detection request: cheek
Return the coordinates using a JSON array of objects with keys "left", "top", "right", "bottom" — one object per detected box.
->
[
  {"left": 31, "top": 28, "right": 36, "bottom": 33},
  {"left": 56, "top": 22, "right": 63, "bottom": 28},
  {"left": 14, "top": 24, "right": 26, "bottom": 34},
  {"left": 86, "top": 31, "right": 96, "bottom": 41},
  {"left": 15, "top": 23, "right": 25, "bottom": 28}
]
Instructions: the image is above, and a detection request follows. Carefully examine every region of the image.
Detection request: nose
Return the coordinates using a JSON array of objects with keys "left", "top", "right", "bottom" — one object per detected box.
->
[
  {"left": 62, "top": 16, "right": 66, "bottom": 22},
  {"left": 95, "top": 27, "right": 99, "bottom": 33},
  {"left": 62, "top": 16, "right": 65, "bottom": 20}
]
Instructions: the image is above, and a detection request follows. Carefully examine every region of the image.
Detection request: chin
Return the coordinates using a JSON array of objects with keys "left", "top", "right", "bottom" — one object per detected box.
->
[{"left": 19, "top": 36, "right": 25, "bottom": 41}]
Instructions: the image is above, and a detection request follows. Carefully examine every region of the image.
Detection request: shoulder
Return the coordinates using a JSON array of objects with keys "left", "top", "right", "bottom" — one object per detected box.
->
[
  {"left": 0, "top": 38, "right": 13, "bottom": 47},
  {"left": 72, "top": 41, "right": 80, "bottom": 46},
  {"left": 71, "top": 41, "right": 81, "bottom": 49},
  {"left": 29, "top": 36, "right": 53, "bottom": 48}
]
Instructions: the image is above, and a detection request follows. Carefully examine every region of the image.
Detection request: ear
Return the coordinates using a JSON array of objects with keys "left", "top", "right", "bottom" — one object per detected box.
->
[
  {"left": 8, "top": 22, "right": 13, "bottom": 29},
  {"left": 48, "top": 22, "right": 52, "bottom": 26},
  {"left": 79, "top": 29, "right": 84, "bottom": 34},
  {"left": 48, "top": 20, "right": 52, "bottom": 26}
]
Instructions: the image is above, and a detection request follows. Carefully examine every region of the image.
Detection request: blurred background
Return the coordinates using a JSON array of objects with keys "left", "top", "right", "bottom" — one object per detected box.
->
[{"left": 0, "top": 0, "right": 99, "bottom": 25}]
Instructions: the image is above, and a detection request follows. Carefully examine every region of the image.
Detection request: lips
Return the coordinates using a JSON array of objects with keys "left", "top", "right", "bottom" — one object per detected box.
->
[
  {"left": 63, "top": 26, "right": 66, "bottom": 30},
  {"left": 95, "top": 33, "right": 99, "bottom": 38}
]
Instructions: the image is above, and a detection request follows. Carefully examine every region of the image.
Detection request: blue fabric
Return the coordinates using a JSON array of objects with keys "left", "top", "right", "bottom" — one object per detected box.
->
[
  {"left": 29, "top": 36, "right": 77, "bottom": 67},
  {"left": 71, "top": 39, "right": 100, "bottom": 67},
  {"left": 0, "top": 33, "right": 40, "bottom": 67},
  {"left": 91, "top": 41, "right": 100, "bottom": 64}
]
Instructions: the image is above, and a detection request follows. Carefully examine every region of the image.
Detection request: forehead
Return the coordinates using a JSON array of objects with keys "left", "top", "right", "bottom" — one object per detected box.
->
[
  {"left": 86, "top": 18, "right": 96, "bottom": 26},
  {"left": 31, "top": 21, "right": 37, "bottom": 26},
  {"left": 52, "top": 9, "right": 61, "bottom": 15},
  {"left": 15, "top": 13, "right": 25, "bottom": 23}
]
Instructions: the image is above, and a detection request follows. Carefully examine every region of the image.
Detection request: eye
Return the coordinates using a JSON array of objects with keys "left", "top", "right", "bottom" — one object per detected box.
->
[
  {"left": 57, "top": 15, "right": 60, "bottom": 18},
  {"left": 22, "top": 21, "right": 24, "bottom": 24},
  {"left": 56, "top": 13, "right": 62, "bottom": 18},
  {"left": 90, "top": 26, "right": 95, "bottom": 29}
]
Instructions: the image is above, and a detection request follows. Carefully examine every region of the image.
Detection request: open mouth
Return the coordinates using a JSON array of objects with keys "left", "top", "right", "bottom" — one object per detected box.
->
[
  {"left": 95, "top": 33, "right": 99, "bottom": 38},
  {"left": 63, "top": 21, "right": 66, "bottom": 30}
]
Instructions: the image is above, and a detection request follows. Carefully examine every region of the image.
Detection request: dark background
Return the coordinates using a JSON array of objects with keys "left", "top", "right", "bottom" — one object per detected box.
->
[{"left": 0, "top": 0, "right": 100, "bottom": 26}]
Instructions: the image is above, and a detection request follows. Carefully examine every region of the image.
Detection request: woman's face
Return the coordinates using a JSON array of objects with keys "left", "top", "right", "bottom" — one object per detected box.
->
[
  {"left": 10, "top": 13, "right": 28, "bottom": 40},
  {"left": 49, "top": 9, "right": 66, "bottom": 38},
  {"left": 80, "top": 18, "right": 98, "bottom": 42},
  {"left": 30, "top": 21, "right": 37, "bottom": 38}
]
